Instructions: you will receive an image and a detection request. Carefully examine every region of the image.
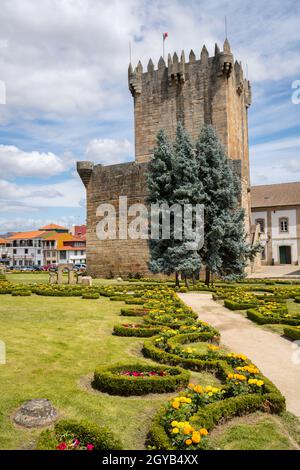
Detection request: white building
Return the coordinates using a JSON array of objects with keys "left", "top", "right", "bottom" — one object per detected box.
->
[
  {"left": 251, "top": 182, "right": 300, "bottom": 265},
  {"left": 6, "top": 231, "right": 45, "bottom": 268}
]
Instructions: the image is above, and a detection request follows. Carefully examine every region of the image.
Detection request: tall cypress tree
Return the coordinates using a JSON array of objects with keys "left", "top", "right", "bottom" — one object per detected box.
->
[{"left": 195, "top": 125, "right": 259, "bottom": 285}]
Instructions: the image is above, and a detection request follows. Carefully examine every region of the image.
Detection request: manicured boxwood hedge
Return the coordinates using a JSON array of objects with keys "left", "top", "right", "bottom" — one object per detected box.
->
[
  {"left": 11, "top": 290, "right": 31, "bottom": 296},
  {"left": 37, "top": 419, "right": 122, "bottom": 450},
  {"left": 247, "top": 308, "right": 300, "bottom": 326},
  {"left": 283, "top": 326, "right": 300, "bottom": 340},
  {"left": 120, "top": 307, "right": 148, "bottom": 317},
  {"left": 82, "top": 292, "right": 100, "bottom": 299},
  {"left": 93, "top": 362, "right": 190, "bottom": 396},
  {"left": 113, "top": 324, "right": 162, "bottom": 337},
  {"left": 148, "top": 382, "right": 285, "bottom": 450},
  {"left": 125, "top": 298, "right": 146, "bottom": 305},
  {"left": 224, "top": 299, "right": 258, "bottom": 311}
]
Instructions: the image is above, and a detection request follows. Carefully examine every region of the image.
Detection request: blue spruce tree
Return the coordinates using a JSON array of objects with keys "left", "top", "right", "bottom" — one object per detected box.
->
[
  {"left": 147, "top": 125, "right": 202, "bottom": 286},
  {"left": 195, "top": 125, "right": 259, "bottom": 285}
]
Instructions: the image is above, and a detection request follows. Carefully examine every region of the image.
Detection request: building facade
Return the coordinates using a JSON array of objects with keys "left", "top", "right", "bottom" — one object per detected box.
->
[
  {"left": 251, "top": 182, "right": 300, "bottom": 265},
  {"left": 78, "top": 39, "right": 252, "bottom": 278},
  {"left": 2, "top": 224, "right": 86, "bottom": 268},
  {"left": 6, "top": 231, "right": 44, "bottom": 267}
]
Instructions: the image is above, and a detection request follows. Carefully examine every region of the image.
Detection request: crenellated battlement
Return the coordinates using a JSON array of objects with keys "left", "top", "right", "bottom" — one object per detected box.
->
[{"left": 129, "top": 39, "right": 251, "bottom": 111}]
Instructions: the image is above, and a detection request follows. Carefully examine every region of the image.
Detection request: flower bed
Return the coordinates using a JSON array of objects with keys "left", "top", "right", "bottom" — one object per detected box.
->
[
  {"left": 113, "top": 323, "right": 162, "bottom": 337},
  {"left": 120, "top": 307, "right": 148, "bottom": 317},
  {"left": 37, "top": 419, "right": 121, "bottom": 450},
  {"left": 93, "top": 362, "right": 190, "bottom": 396},
  {"left": 283, "top": 325, "right": 300, "bottom": 340},
  {"left": 247, "top": 307, "right": 300, "bottom": 326}
]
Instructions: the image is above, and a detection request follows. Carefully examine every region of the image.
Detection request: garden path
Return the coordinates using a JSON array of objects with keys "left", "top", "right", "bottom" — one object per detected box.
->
[{"left": 179, "top": 293, "right": 300, "bottom": 417}]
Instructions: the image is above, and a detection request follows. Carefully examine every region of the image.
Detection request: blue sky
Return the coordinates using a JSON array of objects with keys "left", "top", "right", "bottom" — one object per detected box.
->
[{"left": 0, "top": 0, "right": 299, "bottom": 231}]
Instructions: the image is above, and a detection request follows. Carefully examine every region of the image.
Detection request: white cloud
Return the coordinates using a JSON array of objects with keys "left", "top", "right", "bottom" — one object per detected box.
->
[
  {"left": 0, "top": 215, "right": 79, "bottom": 232},
  {"left": 85, "top": 138, "right": 133, "bottom": 165},
  {"left": 0, "top": 178, "right": 84, "bottom": 209},
  {"left": 250, "top": 136, "right": 300, "bottom": 184},
  {"left": 0, "top": 145, "right": 71, "bottom": 178}
]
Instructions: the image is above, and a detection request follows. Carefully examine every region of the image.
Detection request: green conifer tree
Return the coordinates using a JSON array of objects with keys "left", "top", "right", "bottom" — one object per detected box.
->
[
  {"left": 195, "top": 125, "right": 259, "bottom": 285},
  {"left": 147, "top": 125, "right": 203, "bottom": 285}
]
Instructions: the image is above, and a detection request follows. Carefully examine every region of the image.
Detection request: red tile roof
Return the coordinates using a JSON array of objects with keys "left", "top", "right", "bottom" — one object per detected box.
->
[
  {"left": 251, "top": 182, "right": 300, "bottom": 208},
  {"left": 39, "top": 223, "right": 68, "bottom": 230},
  {"left": 7, "top": 230, "right": 46, "bottom": 240}
]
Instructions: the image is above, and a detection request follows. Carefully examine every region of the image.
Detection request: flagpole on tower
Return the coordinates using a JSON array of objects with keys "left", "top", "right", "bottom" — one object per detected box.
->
[{"left": 162, "top": 32, "right": 168, "bottom": 60}]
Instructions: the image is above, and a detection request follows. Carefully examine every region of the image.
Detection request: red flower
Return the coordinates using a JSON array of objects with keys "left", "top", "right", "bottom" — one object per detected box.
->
[
  {"left": 56, "top": 442, "right": 67, "bottom": 450},
  {"left": 86, "top": 444, "right": 94, "bottom": 451},
  {"left": 73, "top": 439, "right": 80, "bottom": 448}
]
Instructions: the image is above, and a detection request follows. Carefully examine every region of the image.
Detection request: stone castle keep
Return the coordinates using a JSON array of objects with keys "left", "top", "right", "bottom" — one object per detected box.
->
[{"left": 78, "top": 39, "right": 252, "bottom": 277}]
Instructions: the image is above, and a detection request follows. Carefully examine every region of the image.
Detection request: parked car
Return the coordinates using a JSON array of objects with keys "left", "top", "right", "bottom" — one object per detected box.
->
[
  {"left": 73, "top": 264, "right": 86, "bottom": 271},
  {"left": 41, "top": 264, "right": 57, "bottom": 271}
]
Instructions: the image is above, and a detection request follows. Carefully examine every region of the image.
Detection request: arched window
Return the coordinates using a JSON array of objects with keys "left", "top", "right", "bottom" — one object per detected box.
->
[{"left": 279, "top": 217, "right": 289, "bottom": 233}]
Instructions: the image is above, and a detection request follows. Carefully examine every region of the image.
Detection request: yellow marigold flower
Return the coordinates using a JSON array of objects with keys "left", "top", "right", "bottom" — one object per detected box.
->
[
  {"left": 183, "top": 424, "right": 193, "bottom": 435},
  {"left": 185, "top": 439, "right": 192, "bottom": 446},
  {"left": 172, "top": 401, "right": 180, "bottom": 409},
  {"left": 171, "top": 421, "right": 178, "bottom": 427},
  {"left": 192, "top": 431, "right": 201, "bottom": 444},
  {"left": 172, "top": 427, "right": 179, "bottom": 434},
  {"left": 177, "top": 422, "right": 185, "bottom": 428},
  {"left": 200, "top": 428, "right": 209, "bottom": 436},
  {"left": 208, "top": 392, "right": 213, "bottom": 397},
  {"left": 188, "top": 383, "right": 195, "bottom": 389},
  {"left": 257, "top": 380, "right": 264, "bottom": 387},
  {"left": 227, "top": 373, "right": 234, "bottom": 380},
  {"left": 194, "top": 385, "right": 203, "bottom": 394},
  {"left": 205, "top": 385, "right": 212, "bottom": 392}
]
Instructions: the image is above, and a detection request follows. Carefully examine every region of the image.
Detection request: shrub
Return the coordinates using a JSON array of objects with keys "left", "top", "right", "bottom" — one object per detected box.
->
[
  {"left": 37, "top": 419, "right": 122, "bottom": 450},
  {"left": 82, "top": 292, "right": 100, "bottom": 300},
  {"left": 93, "top": 362, "right": 190, "bottom": 396},
  {"left": 125, "top": 298, "right": 145, "bottom": 305},
  {"left": 120, "top": 307, "right": 148, "bottom": 317},
  {"left": 247, "top": 308, "right": 300, "bottom": 326},
  {"left": 113, "top": 324, "right": 162, "bottom": 337},
  {"left": 224, "top": 299, "right": 258, "bottom": 311},
  {"left": 283, "top": 326, "right": 300, "bottom": 341},
  {"left": 11, "top": 290, "right": 31, "bottom": 296}
]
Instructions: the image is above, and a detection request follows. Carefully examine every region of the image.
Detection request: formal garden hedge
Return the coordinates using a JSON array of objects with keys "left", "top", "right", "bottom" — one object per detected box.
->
[
  {"left": 283, "top": 326, "right": 300, "bottom": 340},
  {"left": 1, "top": 277, "right": 294, "bottom": 450},
  {"left": 113, "top": 323, "right": 162, "bottom": 337},
  {"left": 93, "top": 363, "right": 190, "bottom": 396},
  {"left": 101, "top": 284, "right": 286, "bottom": 449},
  {"left": 37, "top": 419, "right": 122, "bottom": 450}
]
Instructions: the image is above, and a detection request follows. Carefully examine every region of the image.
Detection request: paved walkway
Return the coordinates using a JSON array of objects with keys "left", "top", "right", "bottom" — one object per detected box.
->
[
  {"left": 178, "top": 293, "right": 300, "bottom": 417},
  {"left": 248, "top": 265, "right": 300, "bottom": 279}
]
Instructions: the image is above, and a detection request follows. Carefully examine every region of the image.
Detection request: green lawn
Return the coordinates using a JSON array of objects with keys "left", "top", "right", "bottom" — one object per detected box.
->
[
  {"left": 0, "top": 294, "right": 217, "bottom": 450},
  {"left": 1, "top": 283, "right": 299, "bottom": 450}
]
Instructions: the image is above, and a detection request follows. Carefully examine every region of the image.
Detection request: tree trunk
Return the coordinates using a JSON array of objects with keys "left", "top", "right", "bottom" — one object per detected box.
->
[
  {"left": 205, "top": 266, "right": 210, "bottom": 287},
  {"left": 185, "top": 276, "right": 189, "bottom": 288},
  {"left": 175, "top": 272, "right": 180, "bottom": 287},
  {"left": 192, "top": 273, "right": 196, "bottom": 285}
]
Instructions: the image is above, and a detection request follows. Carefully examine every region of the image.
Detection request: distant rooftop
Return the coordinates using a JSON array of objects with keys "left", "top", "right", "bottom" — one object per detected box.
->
[
  {"left": 251, "top": 182, "right": 300, "bottom": 208},
  {"left": 39, "top": 224, "right": 68, "bottom": 231}
]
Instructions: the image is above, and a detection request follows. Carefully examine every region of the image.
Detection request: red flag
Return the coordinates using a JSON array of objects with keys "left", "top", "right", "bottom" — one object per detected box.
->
[{"left": 163, "top": 32, "right": 168, "bottom": 41}]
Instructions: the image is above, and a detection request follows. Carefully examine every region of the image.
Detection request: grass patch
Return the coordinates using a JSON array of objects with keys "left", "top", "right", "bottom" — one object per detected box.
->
[
  {"left": 209, "top": 412, "right": 300, "bottom": 450},
  {"left": 0, "top": 294, "right": 217, "bottom": 450}
]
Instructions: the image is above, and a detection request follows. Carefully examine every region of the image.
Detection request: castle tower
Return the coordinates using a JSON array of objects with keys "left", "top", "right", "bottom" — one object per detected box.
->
[
  {"left": 129, "top": 40, "right": 252, "bottom": 231},
  {"left": 78, "top": 41, "right": 252, "bottom": 277}
]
